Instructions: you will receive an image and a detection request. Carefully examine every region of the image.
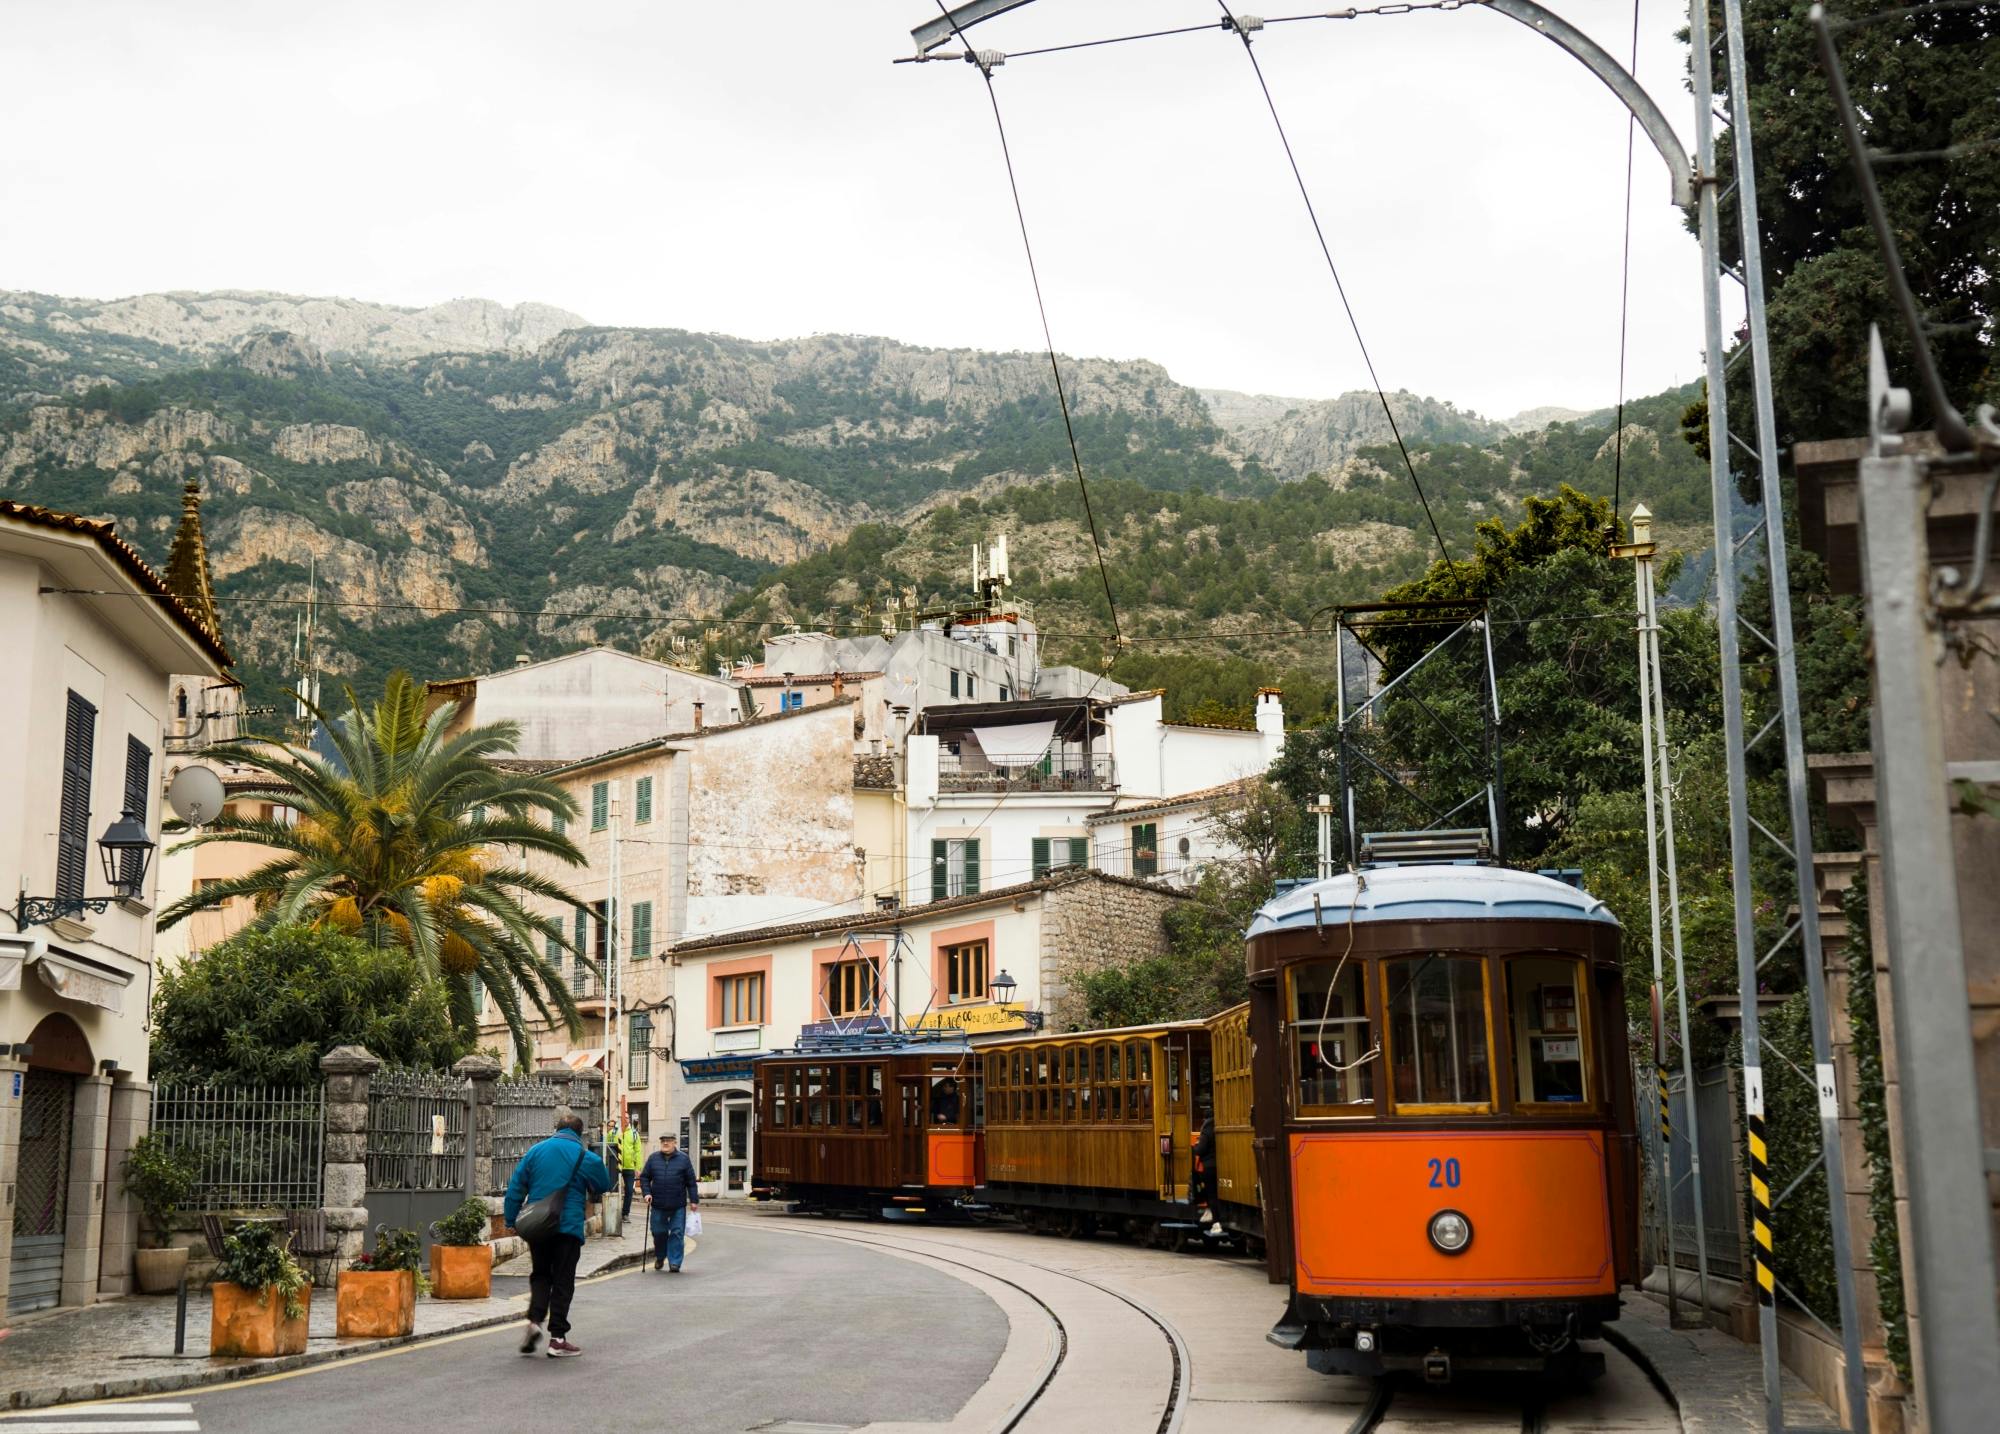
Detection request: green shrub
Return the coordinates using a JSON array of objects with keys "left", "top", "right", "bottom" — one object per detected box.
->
[
  {"left": 123, "top": 1133, "right": 200, "bottom": 1247},
  {"left": 1844, "top": 875, "right": 1910, "bottom": 1381},
  {"left": 213, "top": 1222, "right": 309, "bottom": 1319},
  {"left": 432, "top": 1199, "right": 491, "bottom": 1247}
]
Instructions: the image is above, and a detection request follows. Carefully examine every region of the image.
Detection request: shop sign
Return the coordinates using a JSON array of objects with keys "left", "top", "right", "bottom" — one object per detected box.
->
[
  {"left": 800, "top": 1015, "right": 892, "bottom": 1039},
  {"left": 681, "top": 1056, "right": 756, "bottom": 1083},
  {"left": 906, "top": 1002, "right": 1032, "bottom": 1034}
]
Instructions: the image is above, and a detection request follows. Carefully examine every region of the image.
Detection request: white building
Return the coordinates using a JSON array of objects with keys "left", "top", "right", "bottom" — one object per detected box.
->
[
  {"left": 428, "top": 647, "right": 752, "bottom": 762},
  {"left": 0, "top": 498, "right": 231, "bottom": 1313}
]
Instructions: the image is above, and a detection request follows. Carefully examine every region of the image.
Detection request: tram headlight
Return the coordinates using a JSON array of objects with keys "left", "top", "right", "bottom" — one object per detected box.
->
[{"left": 1428, "top": 1209, "right": 1472, "bottom": 1254}]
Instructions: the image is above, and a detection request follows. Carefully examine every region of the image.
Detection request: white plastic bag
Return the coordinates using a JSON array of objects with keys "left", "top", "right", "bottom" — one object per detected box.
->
[{"left": 686, "top": 1207, "right": 703, "bottom": 1238}]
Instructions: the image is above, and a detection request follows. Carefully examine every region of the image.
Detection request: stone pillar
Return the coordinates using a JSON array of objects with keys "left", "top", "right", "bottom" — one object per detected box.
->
[
  {"left": 97, "top": 1078, "right": 151, "bottom": 1297},
  {"left": 0, "top": 1051, "right": 25, "bottom": 1302},
  {"left": 61, "top": 1074, "right": 112, "bottom": 1308},
  {"left": 320, "top": 1045, "right": 379, "bottom": 1274},
  {"left": 455, "top": 1054, "right": 502, "bottom": 1200}
]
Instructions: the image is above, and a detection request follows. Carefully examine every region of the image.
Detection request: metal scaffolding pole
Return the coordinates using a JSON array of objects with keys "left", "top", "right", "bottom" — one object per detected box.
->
[{"left": 1694, "top": 0, "right": 1868, "bottom": 1424}]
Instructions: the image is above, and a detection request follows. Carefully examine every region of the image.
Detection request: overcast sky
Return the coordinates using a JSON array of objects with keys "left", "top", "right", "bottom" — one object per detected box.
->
[{"left": 0, "top": 0, "right": 1724, "bottom": 420}]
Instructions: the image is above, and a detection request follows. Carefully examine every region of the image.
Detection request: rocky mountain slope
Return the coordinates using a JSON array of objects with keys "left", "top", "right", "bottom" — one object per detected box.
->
[{"left": 0, "top": 288, "right": 1704, "bottom": 703}]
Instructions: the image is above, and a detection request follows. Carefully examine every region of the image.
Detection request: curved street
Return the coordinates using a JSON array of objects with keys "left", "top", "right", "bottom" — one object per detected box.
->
[{"left": 33, "top": 1209, "right": 1680, "bottom": 1434}]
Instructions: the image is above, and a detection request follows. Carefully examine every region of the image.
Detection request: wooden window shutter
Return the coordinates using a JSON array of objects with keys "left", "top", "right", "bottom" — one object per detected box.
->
[
  {"left": 963, "top": 839, "right": 980, "bottom": 895},
  {"left": 591, "top": 781, "right": 608, "bottom": 831},
  {"left": 1031, "top": 837, "right": 1050, "bottom": 879},
  {"left": 56, "top": 691, "right": 96, "bottom": 900},
  {"left": 120, "top": 736, "right": 152, "bottom": 888},
  {"left": 1068, "top": 836, "right": 1089, "bottom": 867},
  {"left": 635, "top": 776, "right": 653, "bottom": 824},
  {"left": 931, "top": 839, "right": 948, "bottom": 902}
]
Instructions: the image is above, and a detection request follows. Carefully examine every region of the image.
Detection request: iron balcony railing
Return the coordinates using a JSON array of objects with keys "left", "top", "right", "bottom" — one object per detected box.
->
[{"left": 939, "top": 751, "right": 1117, "bottom": 794}]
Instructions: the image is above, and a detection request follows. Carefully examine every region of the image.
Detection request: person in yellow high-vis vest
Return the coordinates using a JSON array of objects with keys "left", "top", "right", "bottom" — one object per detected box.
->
[{"left": 613, "top": 1122, "right": 643, "bottom": 1221}]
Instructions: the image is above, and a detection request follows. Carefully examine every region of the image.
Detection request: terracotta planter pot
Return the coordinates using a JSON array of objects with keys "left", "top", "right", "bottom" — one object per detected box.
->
[
  {"left": 335, "top": 1268, "right": 416, "bottom": 1337},
  {"left": 210, "top": 1281, "right": 310, "bottom": 1357},
  {"left": 429, "top": 1242, "right": 493, "bottom": 1300},
  {"left": 134, "top": 1245, "right": 189, "bottom": 1295}
]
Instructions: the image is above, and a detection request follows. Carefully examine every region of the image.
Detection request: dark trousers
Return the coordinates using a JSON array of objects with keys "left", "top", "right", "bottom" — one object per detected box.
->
[
  {"left": 527, "top": 1235, "right": 583, "bottom": 1337},
  {"left": 619, "top": 1169, "right": 636, "bottom": 1219}
]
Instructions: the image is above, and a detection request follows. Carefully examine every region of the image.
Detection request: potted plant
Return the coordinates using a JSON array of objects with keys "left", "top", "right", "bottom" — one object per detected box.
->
[
  {"left": 209, "top": 1221, "right": 311, "bottom": 1357},
  {"left": 123, "top": 1133, "right": 200, "bottom": 1294},
  {"left": 337, "top": 1225, "right": 425, "bottom": 1337},
  {"left": 429, "top": 1198, "right": 494, "bottom": 1300}
]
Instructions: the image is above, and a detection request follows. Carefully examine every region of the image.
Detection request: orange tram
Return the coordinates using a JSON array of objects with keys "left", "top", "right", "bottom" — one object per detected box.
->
[{"left": 749, "top": 856, "right": 1636, "bottom": 1384}]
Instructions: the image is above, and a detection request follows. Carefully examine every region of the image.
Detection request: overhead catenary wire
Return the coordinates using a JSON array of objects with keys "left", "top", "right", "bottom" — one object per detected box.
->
[
  {"left": 929, "top": 0, "right": 1124, "bottom": 653},
  {"left": 1610, "top": 0, "right": 1641, "bottom": 525},
  {"left": 1209, "top": 1, "right": 1463, "bottom": 591}
]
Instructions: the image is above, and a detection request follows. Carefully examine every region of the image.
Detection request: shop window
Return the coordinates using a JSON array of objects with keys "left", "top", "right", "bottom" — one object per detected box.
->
[
  {"left": 1385, "top": 955, "right": 1492, "bottom": 1109},
  {"left": 944, "top": 939, "right": 988, "bottom": 1003},
  {"left": 826, "top": 958, "right": 879, "bottom": 1017},
  {"left": 1507, "top": 956, "right": 1590, "bottom": 1106},
  {"left": 719, "top": 971, "right": 765, "bottom": 1026},
  {"left": 1291, "top": 959, "right": 1375, "bottom": 1113}
]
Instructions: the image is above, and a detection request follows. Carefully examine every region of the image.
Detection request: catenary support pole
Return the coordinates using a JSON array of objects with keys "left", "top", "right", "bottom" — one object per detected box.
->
[
  {"left": 1687, "top": 2, "right": 1782, "bottom": 1425},
  {"left": 1719, "top": 0, "right": 1869, "bottom": 1421},
  {"left": 1644, "top": 534, "right": 1712, "bottom": 1325},
  {"left": 1857, "top": 435, "right": 2000, "bottom": 1434},
  {"left": 1627, "top": 513, "right": 1677, "bottom": 1323}
]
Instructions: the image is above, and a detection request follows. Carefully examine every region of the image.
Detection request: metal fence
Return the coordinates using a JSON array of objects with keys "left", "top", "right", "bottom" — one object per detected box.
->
[
  {"left": 491, "top": 1075, "right": 565, "bottom": 1194},
  {"left": 1639, "top": 1063, "right": 1745, "bottom": 1281},
  {"left": 365, "top": 1068, "right": 470, "bottom": 1193},
  {"left": 149, "top": 1083, "right": 325, "bottom": 1211}
]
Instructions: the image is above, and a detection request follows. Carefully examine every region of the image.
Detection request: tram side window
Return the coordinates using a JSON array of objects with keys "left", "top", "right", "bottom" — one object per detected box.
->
[
  {"left": 1386, "top": 955, "right": 1492, "bottom": 1109},
  {"left": 1507, "top": 956, "right": 1590, "bottom": 1105},
  {"left": 772, "top": 1072, "right": 790, "bottom": 1129},
  {"left": 845, "top": 1064, "right": 865, "bottom": 1129},
  {"left": 806, "top": 1066, "right": 826, "bottom": 1127},
  {"left": 1291, "top": 959, "right": 1375, "bottom": 1112}
]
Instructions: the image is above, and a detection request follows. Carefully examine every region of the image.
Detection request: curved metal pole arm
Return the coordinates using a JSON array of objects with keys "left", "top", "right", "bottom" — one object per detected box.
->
[{"left": 910, "top": 0, "right": 1695, "bottom": 208}]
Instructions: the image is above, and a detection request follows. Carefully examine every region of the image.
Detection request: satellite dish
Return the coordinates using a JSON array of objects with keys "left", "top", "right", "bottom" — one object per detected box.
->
[{"left": 167, "top": 765, "right": 227, "bottom": 827}]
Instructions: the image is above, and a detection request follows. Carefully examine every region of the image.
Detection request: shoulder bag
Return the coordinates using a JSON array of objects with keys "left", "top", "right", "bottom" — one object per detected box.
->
[{"left": 513, "top": 1143, "right": 588, "bottom": 1243}]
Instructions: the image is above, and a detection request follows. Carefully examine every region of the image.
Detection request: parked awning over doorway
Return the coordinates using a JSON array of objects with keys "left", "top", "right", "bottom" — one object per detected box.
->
[
  {"left": 970, "top": 720, "right": 1057, "bottom": 768},
  {"left": 0, "top": 950, "right": 21, "bottom": 992},
  {"left": 31, "top": 949, "right": 133, "bottom": 1013},
  {"left": 557, "top": 1048, "right": 607, "bottom": 1072}
]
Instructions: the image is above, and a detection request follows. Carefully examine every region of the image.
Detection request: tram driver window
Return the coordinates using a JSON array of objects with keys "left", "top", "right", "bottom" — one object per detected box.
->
[
  {"left": 1507, "top": 956, "right": 1590, "bottom": 1105},
  {"left": 1385, "top": 955, "right": 1493, "bottom": 1109},
  {"left": 1291, "top": 959, "right": 1374, "bottom": 1112}
]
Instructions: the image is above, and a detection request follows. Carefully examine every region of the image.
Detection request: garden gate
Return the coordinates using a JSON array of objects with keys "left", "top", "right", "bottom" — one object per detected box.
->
[
  {"left": 365, "top": 1068, "right": 473, "bottom": 1242},
  {"left": 7, "top": 1071, "right": 75, "bottom": 1315}
]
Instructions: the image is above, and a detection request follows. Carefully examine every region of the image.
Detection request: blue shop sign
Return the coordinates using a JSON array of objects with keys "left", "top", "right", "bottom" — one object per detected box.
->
[
  {"left": 680, "top": 1056, "right": 756, "bottom": 1083},
  {"left": 800, "top": 1015, "right": 892, "bottom": 1039}
]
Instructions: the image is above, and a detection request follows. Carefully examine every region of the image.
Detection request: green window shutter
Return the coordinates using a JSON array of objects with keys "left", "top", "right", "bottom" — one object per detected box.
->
[
  {"left": 591, "top": 781, "right": 608, "bottom": 831},
  {"left": 1031, "top": 837, "right": 1050, "bottom": 880},
  {"left": 56, "top": 691, "right": 96, "bottom": 901},
  {"left": 932, "top": 839, "right": 948, "bottom": 902},
  {"left": 119, "top": 736, "right": 152, "bottom": 889},
  {"left": 964, "top": 839, "right": 980, "bottom": 895},
  {"left": 631, "top": 901, "right": 653, "bottom": 959},
  {"left": 574, "top": 907, "right": 587, "bottom": 955},
  {"left": 545, "top": 934, "right": 561, "bottom": 965},
  {"left": 1133, "top": 824, "right": 1158, "bottom": 878},
  {"left": 553, "top": 810, "right": 566, "bottom": 839},
  {"left": 635, "top": 776, "right": 653, "bottom": 824},
  {"left": 1069, "top": 836, "right": 1089, "bottom": 867}
]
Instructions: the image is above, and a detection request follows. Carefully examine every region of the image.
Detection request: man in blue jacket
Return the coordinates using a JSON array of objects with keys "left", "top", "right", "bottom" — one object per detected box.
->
[
  {"left": 637, "top": 1131, "right": 700, "bottom": 1273},
  {"left": 504, "top": 1112, "right": 612, "bottom": 1358}
]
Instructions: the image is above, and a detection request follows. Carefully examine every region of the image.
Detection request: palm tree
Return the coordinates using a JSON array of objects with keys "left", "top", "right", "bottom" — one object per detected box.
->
[{"left": 159, "top": 672, "right": 592, "bottom": 1055}]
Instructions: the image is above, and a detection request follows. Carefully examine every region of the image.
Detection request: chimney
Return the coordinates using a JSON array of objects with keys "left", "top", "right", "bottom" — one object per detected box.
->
[
  {"left": 832, "top": 669, "right": 845, "bottom": 700},
  {"left": 515, "top": 653, "right": 531, "bottom": 668},
  {"left": 693, "top": 701, "right": 705, "bottom": 733},
  {"left": 1256, "top": 687, "right": 1285, "bottom": 741}
]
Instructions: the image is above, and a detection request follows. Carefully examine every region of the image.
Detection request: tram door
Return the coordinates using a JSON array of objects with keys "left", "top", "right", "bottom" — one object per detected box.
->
[
  {"left": 896, "top": 1077, "right": 926, "bottom": 1185},
  {"left": 1163, "top": 1037, "right": 1194, "bottom": 1201}
]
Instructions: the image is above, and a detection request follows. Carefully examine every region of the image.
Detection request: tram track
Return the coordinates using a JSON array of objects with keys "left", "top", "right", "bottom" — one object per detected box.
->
[{"left": 709, "top": 1210, "right": 1187, "bottom": 1434}]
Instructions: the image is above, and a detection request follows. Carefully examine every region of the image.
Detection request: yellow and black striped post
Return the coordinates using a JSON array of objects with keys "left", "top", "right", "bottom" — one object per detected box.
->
[
  {"left": 1746, "top": 1109, "right": 1774, "bottom": 1305},
  {"left": 1658, "top": 1065, "right": 1672, "bottom": 1149}
]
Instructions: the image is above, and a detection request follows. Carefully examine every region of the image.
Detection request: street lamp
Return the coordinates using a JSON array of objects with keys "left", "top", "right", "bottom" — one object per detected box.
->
[
  {"left": 989, "top": 969, "right": 1016, "bottom": 1004},
  {"left": 14, "top": 809, "right": 157, "bottom": 929}
]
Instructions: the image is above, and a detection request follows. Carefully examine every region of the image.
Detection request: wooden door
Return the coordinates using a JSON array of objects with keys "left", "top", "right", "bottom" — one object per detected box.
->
[{"left": 895, "top": 1077, "right": 927, "bottom": 1186}]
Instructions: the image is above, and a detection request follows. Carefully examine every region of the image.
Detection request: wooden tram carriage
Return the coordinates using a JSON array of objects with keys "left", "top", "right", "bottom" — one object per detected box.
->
[
  {"left": 751, "top": 1038, "right": 984, "bottom": 1216},
  {"left": 1247, "top": 859, "right": 1639, "bottom": 1381}
]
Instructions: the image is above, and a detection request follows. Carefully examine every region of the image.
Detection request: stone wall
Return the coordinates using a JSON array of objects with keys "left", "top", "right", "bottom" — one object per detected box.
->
[{"left": 1037, "top": 875, "right": 1189, "bottom": 1031}]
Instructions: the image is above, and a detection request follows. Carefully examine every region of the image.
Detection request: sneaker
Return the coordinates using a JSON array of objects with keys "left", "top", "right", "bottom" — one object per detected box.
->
[
  {"left": 519, "top": 1323, "right": 543, "bottom": 1356},
  {"left": 546, "top": 1338, "right": 583, "bottom": 1358},
  {"left": 668, "top": 1265, "right": 681, "bottom": 1274}
]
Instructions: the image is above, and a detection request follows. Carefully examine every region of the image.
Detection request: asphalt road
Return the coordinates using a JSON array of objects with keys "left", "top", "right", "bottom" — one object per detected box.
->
[{"left": 175, "top": 1221, "right": 1007, "bottom": 1434}]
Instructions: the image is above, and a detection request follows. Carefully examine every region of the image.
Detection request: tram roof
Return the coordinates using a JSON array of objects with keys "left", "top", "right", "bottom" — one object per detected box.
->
[{"left": 1246, "top": 864, "right": 1617, "bottom": 938}]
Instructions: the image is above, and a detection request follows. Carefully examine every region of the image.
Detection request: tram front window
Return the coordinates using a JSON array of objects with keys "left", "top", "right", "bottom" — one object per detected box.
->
[
  {"left": 1386, "top": 955, "right": 1492, "bottom": 1109},
  {"left": 1291, "top": 959, "right": 1374, "bottom": 1113},
  {"left": 1507, "top": 955, "right": 1590, "bottom": 1106}
]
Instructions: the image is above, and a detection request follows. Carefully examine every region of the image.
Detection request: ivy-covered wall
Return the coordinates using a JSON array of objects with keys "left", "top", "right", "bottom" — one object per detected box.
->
[{"left": 1844, "top": 873, "right": 1910, "bottom": 1381}]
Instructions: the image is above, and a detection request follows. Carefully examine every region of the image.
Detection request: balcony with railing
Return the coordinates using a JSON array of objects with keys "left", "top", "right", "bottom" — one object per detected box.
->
[{"left": 938, "top": 750, "right": 1117, "bottom": 795}]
